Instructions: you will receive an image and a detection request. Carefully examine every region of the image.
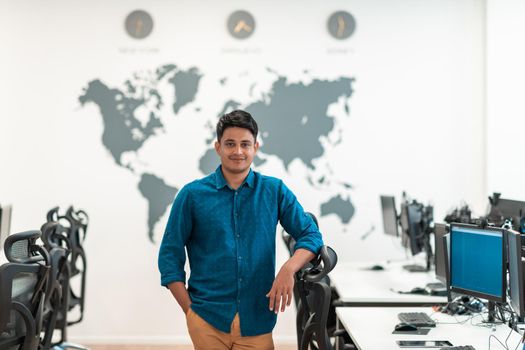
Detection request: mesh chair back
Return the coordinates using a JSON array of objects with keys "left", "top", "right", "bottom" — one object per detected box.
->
[{"left": 0, "top": 230, "right": 49, "bottom": 350}]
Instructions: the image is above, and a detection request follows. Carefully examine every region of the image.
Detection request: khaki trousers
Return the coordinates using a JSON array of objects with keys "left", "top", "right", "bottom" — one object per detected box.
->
[{"left": 186, "top": 309, "right": 274, "bottom": 350}]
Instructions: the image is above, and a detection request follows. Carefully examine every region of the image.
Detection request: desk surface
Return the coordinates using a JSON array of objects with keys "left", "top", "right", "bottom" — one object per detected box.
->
[
  {"left": 336, "top": 306, "right": 523, "bottom": 350},
  {"left": 331, "top": 261, "right": 448, "bottom": 306}
]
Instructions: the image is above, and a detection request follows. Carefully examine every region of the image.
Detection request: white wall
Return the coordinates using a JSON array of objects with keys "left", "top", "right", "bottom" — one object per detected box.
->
[
  {"left": 0, "top": 0, "right": 485, "bottom": 344},
  {"left": 486, "top": 0, "right": 525, "bottom": 200}
]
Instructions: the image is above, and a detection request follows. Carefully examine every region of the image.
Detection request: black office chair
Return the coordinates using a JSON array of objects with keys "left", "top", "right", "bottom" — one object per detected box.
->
[
  {"left": 64, "top": 207, "right": 88, "bottom": 327},
  {"left": 296, "top": 245, "right": 338, "bottom": 350},
  {"left": 0, "top": 230, "right": 50, "bottom": 350},
  {"left": 39, "top": 221, "right": 74, "bottom": 350},
  {"left": 46, "top": 206, "right": 88, "bottom": 326}
]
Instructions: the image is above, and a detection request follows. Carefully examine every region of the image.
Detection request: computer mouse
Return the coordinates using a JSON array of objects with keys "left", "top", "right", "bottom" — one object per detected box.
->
[
  {"left": 410, "top": 287, "right": 427, "bottom": 294},
  {"left": 370, "top": 265, "right": 384, "bottom": 271},
  {"left": 394, "top": 322, "right": 418, "bottom": 332}
]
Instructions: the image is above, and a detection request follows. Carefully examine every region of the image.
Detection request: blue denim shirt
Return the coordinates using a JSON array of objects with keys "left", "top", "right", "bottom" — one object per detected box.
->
[{"left": 158, "top": 166, "right": 323, "bottom": 336}]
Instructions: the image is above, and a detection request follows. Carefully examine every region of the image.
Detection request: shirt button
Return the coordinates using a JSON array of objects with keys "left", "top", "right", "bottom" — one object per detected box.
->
[
  {"left": 235, "top": 192, "right": 238, "bottom": 196},
  {"left": 239, "top": 278, "right": 242, "bottom": 282},
  {"left": 234, "top": 212, "right": 238, "bottom": 217},
  {"left": 238, "top": 256, "right": 242, "bottom": 260},
  {"left": 236, "top": 235, "right": 240, "bottom": 238}
]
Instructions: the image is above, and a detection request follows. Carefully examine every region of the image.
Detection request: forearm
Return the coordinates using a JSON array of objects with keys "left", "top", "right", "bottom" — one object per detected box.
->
[
  {"left": 267, "top": 248, "right": 315, "bottom": 312},
  {"left": 282, "top": 248, "right": 316, "bottom": 274},
  {"left": 167, "top": 281, "right": 192, "bottom": 313}
]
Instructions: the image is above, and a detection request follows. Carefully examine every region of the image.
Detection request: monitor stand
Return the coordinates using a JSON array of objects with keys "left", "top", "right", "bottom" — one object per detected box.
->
[
  {"left": 402, "top": 264, "right": 427, "bottom": 272},
  {"left": 485, "top": 301, "right": 503, "bottom": 324},
  {"left": 426, "top": 282, "right": 445, "bottom": 289},
  {"left": 425, "top": 282, "right": 447, "bottom": 296}
]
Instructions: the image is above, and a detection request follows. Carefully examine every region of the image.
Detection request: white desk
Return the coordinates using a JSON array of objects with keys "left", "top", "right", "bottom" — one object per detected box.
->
[
  {"left": 331, "top": 261, "right": 448, "bottom": 306},
  {"left": 336, "top": 306, "right": 523, "bottom": 350}
]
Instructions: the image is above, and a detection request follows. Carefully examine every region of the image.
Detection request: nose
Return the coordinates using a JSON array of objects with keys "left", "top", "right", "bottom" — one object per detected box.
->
[{"left": 234, "top": 145, "right": 243, "bottom": 154}]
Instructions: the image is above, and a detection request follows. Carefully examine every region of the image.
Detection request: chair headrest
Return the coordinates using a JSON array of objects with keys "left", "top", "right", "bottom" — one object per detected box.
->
[
  {"left": 303, "top": 245, "right": 338, "bottom": 283},
  {"left": 4, "top": 230, "right": 45, "bottom": 264},
  {"left": 40, "top": 221, "right": 70, "bottom": 250},
  {"left": 66, "top": 206, "right": 89, "bottom": 234},
  {"left": 46, "top": 206, "right": 60, "bottom": 222}
]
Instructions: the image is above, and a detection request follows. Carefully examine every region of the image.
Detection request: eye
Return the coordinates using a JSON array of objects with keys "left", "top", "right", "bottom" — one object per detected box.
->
[
  {"left": 241, "top": 142, "right": 251, "bottom": 148},
  {"left": 225, "top": 142, "right": 235, "bottom": 148}
]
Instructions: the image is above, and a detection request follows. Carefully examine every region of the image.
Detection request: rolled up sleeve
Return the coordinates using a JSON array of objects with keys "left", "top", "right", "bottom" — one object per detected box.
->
[{"left": 277, "top": 181, "right": 323, "bottom": 255}]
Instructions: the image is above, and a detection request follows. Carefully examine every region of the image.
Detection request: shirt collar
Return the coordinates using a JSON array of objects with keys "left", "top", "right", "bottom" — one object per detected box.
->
[
  {"left": 244, "top": 169, "right": 255, "bottom": 188},
  {"left": 214, "top": 166, "right": 255, "bottom": 189}
]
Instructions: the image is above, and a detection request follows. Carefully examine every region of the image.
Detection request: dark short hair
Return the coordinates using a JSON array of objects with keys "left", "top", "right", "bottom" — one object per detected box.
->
[{"left": 216, "top": 110, "right": 258, "bottom": 142}]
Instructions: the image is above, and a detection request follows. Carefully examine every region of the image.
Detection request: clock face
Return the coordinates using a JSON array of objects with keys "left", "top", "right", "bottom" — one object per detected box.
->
[
  {"left": 327, "top": 11, "right": 356, "bottom": 40},
  {"left": 125, "top": 10, "right": 154, "bottom": 39},
  {"left": 227, "top": 10, "right": 256, "bottom": 39}
]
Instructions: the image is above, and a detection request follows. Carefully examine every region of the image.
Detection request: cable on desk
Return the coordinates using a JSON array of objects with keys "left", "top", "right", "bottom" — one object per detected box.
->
[
  {"left": 505, "top": 325, "right": 515, "bottom": 350},
  {"left": 435, "top": 313, "right": 477, "bottom": 326},
  {"left": 513, "top": 337, "right": 523, "bottom": 350},
  {"left": 487, "top": 320, "right": 521, "bottom": 350},
  {"left": 514, "top": 326, "right": 525, "bottom": 350},
  {"left": 488, "top": 334, "right": 509, "bottom": 350}
]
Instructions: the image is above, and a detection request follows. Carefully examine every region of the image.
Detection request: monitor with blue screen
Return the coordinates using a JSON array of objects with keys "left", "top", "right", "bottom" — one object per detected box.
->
[{"left": 449, "top": 223, "right": 506, "bottom": 303}]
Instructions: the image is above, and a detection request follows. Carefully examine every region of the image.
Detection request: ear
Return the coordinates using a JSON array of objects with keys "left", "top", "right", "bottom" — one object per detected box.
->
[
  {"left": 254, "top": 141, "right": 259, "bottom": 154},
  {"left": 214, "top": 140, "right": 220, "bottom": 155}
]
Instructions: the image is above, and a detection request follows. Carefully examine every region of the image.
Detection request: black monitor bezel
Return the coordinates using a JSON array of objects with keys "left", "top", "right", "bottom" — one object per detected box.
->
[
  {"left": 443, "top": 232, "right": 452, "bottom": 302},
  {"left": 434, "top": 223, "right": 448, "bottom": 284},
  {"left": 380, "top": 195, "right": 399, "bottom": 237},
  {"left": 449, "top": 223, "right": 507, "bottom": 303},
  {"left": 507, "top": 229, "right": 525, "bottom": 317}
]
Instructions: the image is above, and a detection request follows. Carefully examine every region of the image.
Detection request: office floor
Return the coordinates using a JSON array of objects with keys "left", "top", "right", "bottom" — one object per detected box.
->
[{"left": 87, "top": 345, "right": 296, "bottom": 350}]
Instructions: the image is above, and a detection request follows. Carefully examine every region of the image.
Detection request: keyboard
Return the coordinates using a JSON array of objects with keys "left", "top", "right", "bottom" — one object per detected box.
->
[
  {"left": 440, "top": 346, "right": 475, "bottom": 350},
  {"left": 397, "top": 312, "right": 436, "bottom": 327}
]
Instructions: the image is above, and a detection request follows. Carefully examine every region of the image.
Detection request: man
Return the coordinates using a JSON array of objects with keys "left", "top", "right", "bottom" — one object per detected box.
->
[{"left": 158, "top": 110, "right": 323, "bottom": 349}]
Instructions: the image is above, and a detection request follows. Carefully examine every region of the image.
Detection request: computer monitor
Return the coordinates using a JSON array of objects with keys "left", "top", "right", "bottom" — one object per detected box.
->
[
  {"left": 405, "top": 203, "right": 424, "bottom": 256},
  {"left": 434, "top": 223, "right": 448, "bottom": 284},
  {"left": 443, "top": 233, "right": 452, "bottom": 302},
  {"left": 399, "top": 202, "right": 410, "bottom": 249},
  {"left": 380, "top": 195, "right": 399, "bottom": 236},
  {"left": 507, "top": 230, "right": 525, "bottom": 317},
  {"left": 398, "top": 200, "right": 433, "bottom": 272},
  {"left": 488, "top": 195, "right": 525, "bottom": 232},
  {"left": 449, "top": 223, "right": 506, "bottom": 303},
  {"left": 0, "top": 204, "right": 12, "bottom": 252}
]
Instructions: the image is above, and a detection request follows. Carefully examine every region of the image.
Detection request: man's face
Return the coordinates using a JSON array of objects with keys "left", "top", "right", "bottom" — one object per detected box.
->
[{"left": 215, "top": 127, "right": 259, "bottom": 176}]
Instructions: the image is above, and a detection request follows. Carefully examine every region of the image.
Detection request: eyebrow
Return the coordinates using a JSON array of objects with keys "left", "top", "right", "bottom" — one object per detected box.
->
[{"left": 223, "top": 139, "right": 253, "bottom": 143}]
